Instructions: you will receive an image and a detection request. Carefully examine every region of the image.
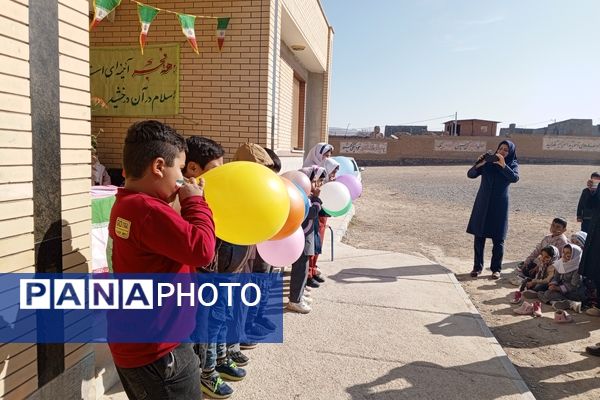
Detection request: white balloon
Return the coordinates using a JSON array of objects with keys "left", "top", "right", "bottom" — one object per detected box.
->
[{"left": 320, "top": 181, "right": 351, "bottom": 212}]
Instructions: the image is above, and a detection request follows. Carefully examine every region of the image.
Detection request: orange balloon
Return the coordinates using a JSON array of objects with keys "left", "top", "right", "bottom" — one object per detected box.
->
[{"left": 270, "top": 177, "right": 306, "bottom": 240}]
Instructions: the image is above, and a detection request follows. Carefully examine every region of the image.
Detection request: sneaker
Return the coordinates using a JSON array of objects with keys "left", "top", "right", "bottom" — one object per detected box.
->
[
  {"left": 522, "top": 289, "right": 539, "bottom": 299},
  {"left": 514, "top": 301, "right": 534, "bottom": 315},
  {"left": 491, "top": 271, "right": 501, "bottom": 280},
  {"left": 510, "top": 291, "right": 522, "bottom": 304},
  {"left": 313, "top": 275, "right": 325, "bottom": 283},
  {"left": 533, "top": 301, "right": 543, "bottom": 317},
  {"left": 303, "top": 289, "right": 312, "bottom": 297},
  {"left": 516, "top": 262, "right": 525, "bottom": 272},
  {"left": 306, "top": 278, "right": 320, "bottom": 288},
  {"left": 470, "top": 269, "right": 481, "bottom": 278},
  {"left": 554, "top": 310, "right": 574, "bottom": 323},
  {"left": 552, "top": 300, "right": 571, "bottom": 311},
  {"left": 245, "top": 323, "right": 270, "bottom": 339},
  {"left": 304, "top": 285, "right": 312, "bottom": 292},
  {"left": 585, "top": 344, "right": 600, "bottom": 357},
  {"left": 585, "top": 306, "right": 600, "bottom": 317},
  {"left": 239, "top": 342, "right": 258, "bottom": 350},
  {"left": 229, "top": 350, "right": 249, "bottom": 367},
  {"left": 216, "top": 358, "right": 246, "bottom": 381},
  {"left": 201, "top": 373, "right": 234, "bottom": 399},
  {"left": 302, "top": 295, "right": 313, "bottom": 304},
  {"left": 286, "top": 300, "right": 311, "bottom": 314},
  {"left": 570, "top": 301, "right": 582, "bottom": 314}
]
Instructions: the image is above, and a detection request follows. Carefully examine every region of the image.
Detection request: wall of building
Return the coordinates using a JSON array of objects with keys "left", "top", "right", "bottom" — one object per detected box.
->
[
  {"left": 444, "top": 120, "right": 497, "bottom": 137},
  {"left": 0, "top": 0, "right": 93, "bottom": 398},
  {"left": 329, "top": 135, "right": 600, "bottom": 165},
  {"left": 90, "top": 0, "right": 274, "bottom": 167}
]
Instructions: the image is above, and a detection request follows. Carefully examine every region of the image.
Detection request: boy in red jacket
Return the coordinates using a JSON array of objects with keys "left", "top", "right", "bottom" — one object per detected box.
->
[{"left": 109, "top": 120, "right": 215, "bottom": 399}]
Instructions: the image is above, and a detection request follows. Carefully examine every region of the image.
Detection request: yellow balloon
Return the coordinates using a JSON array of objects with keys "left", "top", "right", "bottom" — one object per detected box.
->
[{"left": 201, "top": 161, "right": 290, "bottom": 245}]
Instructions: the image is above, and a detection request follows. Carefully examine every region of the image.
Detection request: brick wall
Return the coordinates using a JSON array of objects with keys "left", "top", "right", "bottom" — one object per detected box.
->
[
  {"left": 329, "top": 135, "right": 600, "bottom": 165},
  {"left": 91, "top": 0, "right": 274, "bottom": 166}
]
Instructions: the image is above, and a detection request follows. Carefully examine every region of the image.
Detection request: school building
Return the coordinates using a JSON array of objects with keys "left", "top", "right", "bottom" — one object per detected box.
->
[{"left": 0, "top": 0, "right": 333, "bottom": 398}]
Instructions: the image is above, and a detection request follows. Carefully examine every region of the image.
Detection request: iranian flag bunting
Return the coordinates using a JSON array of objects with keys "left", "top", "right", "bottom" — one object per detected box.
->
[
  {"left": 178, "top": 14, "right": 199, "bottom": 54},
  {"left": 137, "top": 3, "right": 160, "bottom": 54},
  {"left": 90, "top": 0, "right": 121, "bottom": 30},
  {"left": 216, "top": 17, "right": 230, "bottom": 51}
]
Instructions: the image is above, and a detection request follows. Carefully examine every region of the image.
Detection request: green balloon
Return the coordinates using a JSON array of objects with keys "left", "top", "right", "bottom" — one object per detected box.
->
[{"left": 323, "top": 200, "right": 352, "bottom": 217}]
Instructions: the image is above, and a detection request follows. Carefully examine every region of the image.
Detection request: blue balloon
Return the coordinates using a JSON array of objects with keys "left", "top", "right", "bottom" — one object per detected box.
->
[
  {"left": 295, "top": 182, "right": 310, "bottom": 220},
  {"left": 332, "top": 156, "right": 357, "bottom": 177}
]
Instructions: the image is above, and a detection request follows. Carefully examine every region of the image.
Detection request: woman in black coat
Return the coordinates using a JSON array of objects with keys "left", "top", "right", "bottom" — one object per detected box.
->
[{"left": 466, "top": 140, "right": 519, "bottom": 279}]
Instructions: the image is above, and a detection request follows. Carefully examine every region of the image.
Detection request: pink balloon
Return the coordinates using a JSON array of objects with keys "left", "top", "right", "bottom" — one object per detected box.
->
[
  {"left": 256, "top": 227, "right": 304, "bottom": 267},
  {"left": 281, "top": 170, "right": 311, "bottom": 196},
  {"left": 335, "top": 174, "right": 362, "bottom": 200}
]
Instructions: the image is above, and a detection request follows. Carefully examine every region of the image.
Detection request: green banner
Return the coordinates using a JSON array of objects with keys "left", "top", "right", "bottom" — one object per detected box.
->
[{"left": 90, "top": 44, "right": 180, "bottom": 116}]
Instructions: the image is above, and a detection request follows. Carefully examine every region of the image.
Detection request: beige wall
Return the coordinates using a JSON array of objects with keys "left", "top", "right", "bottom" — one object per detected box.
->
[
  {"left": 330, "top": 135, "right": 600, "bottom": 165},
  {"left": 277, "top": 55, "right": 294, "bottom": 150},
  {"left": 0, "top": 0, "right": 93, "bottom": 398}
]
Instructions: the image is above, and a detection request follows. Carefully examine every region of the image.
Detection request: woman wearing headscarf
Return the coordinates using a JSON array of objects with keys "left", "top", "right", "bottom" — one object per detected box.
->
[
  {"left": 579, "top": 179, "right": 600, "bottom": 317},
  {"left": 467, "top": 140, "right": 520, "bottom": 279},
  {"left": 303, "top": 143, "right": 334, "bottom": 168}
]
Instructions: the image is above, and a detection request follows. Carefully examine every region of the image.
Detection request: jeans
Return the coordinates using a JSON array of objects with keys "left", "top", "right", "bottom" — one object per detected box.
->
[
  {"left": 116, "top": 343, "right": 202, "bottom": 400},
  {"left": 197, "top": 343, "right": 227, "bottom": 373},
  {"left": 290, "top": 254, "right": 309, "bottom": 303},
  {"left": 473, "top": 236, "right": 505, "bottom": 272}
]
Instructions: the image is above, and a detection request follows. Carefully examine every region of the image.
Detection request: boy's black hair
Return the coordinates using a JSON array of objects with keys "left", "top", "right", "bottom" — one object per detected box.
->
[
  {"left": 541, "top": 245, "right": 556, "bottom": 258},
  {"left": 263, "top": 147, "right": 281, "bottom": 173},
  {"left": 123, "top": 120, "right": 187, "bottom": 179},
  {"left": 552, "top": 217, "right": 567, "bottom": 229},
  {"left": 185, "top": 136, "right": 225, "bottom": 169},
  {"left": 591, "top": 172, "right": 600, "bottom": 179}
]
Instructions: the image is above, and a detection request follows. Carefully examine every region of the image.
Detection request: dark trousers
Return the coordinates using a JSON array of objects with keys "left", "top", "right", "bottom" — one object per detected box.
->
[
  {"left": 581, "top": 219, "right": 591, "bottom": 234},
  {"left": 290, "top": 254, "right": 309, "bottom": 303},
  {"left": 473, "top": 236, "right": 505, "bottom": 273},
  {"left": 116, "top": 343, "right": 202, "bottom": 400}
]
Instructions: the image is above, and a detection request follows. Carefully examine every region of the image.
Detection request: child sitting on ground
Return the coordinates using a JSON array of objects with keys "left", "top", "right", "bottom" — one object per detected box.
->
[
  {"left": 519, "top": 245, "right": 559, "bottom": 299},
  {"left": 538, "top": 244, "right": 584, "bottom": 312},
  {"left": 517, "top": 217, "right": 568, "bottom": 280},
  {"left": 570, "top": 231, "right": 587, "bottom": 248}
]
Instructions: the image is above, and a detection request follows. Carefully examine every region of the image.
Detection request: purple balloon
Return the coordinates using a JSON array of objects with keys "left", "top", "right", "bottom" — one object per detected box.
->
[{"left": 335, "top": 174, "right": 362, "bottom": 200}]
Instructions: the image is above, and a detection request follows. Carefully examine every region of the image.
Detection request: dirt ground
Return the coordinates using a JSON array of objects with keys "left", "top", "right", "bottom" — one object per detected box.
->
[{"left": 344, "top": 164, "right": 600, "bottom": 400}]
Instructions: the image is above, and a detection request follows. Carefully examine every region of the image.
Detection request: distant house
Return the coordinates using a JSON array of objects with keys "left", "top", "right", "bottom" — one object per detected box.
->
[
  {"left": 384, "top": 125, "right": 428, "bottom": 136},
  {"left": 443, "top": 119, "right": 499, "bottom": 137},
  {"left": 500, "top": 119, "right": 600, "bottom": 137}
]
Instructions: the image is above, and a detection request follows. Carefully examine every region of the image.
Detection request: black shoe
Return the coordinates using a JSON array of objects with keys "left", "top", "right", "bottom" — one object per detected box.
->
[
  {"left": 470, "top": 270, "right": 481, "bottom": 278},
  {"left": 240, "top": 342, "right": 258, "bottom": 350},
  {"left": 586, "top": 344, "right": 600, "bottom": 357},
  {"left": 306, "top": 278, "right": 320, "bottom": 288},
  {"left": 313, "top": 275, "right": 325, "bottom": 283},
  {"left": 245, "top": 323, "right": 270, "bottom": 338},
  {"left": 229, "top": 350, "right": 249, "bottom": 367},
  {"left": 215, "top": 358, "right": 246, "bottom": 381},
  {"left": 255, "top": 318, "right": 276, "bottom": 332}
]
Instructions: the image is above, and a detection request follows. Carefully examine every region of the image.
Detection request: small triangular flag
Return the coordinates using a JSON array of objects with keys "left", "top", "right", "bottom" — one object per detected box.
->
[
  {"left": 90, "top": 0, "right": 121, "bottom": 30},
  {"left": 178, "top": 13, "right": 199, "bottom": 54},
  {"left": 216, "top": 18, "right": 230, "bottom": 51},
  {"left": 137, "top": 3, "right": 160, "bottom": 54}
]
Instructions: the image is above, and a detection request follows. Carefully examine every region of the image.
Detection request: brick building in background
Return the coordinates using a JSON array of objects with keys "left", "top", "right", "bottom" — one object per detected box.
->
[
  {"left": 443, "top": 119, "right": 499, "bottom": 137},
  {"left": 91, "top": 0, "right": 334, "bottom": 171},
  {"left": 0, "top": 0, "right": 333, "bottom": 398}
]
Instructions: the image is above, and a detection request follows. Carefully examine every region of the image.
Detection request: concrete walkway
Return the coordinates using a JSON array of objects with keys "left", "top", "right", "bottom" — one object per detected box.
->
[{"left": 104, "top": 211, "right": 534, "bottom": 399}]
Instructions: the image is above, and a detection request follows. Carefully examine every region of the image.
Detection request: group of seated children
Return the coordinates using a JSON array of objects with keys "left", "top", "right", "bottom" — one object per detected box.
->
[
  {"left": 509, "top": 217, "right": 595, "bottom": 322},
  {"left": 109, "top": 120, "right": 339, "bottom": 399}
]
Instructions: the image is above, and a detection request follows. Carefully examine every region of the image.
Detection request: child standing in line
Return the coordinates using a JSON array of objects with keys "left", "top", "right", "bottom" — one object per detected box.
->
[
  {"left": 109, "top": 121, "right": 216, "bottom": 400},
  {"left": 577, "top": 172, "right": 600, "bottom": 233},
  {"left": 307, "top": 157, "right": 340, "bottom": 287},
  {"left": 287, "top": 166, "right": 326, "bottom": 314}
]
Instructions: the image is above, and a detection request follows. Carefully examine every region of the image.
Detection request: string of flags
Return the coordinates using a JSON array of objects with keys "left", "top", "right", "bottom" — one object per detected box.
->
[{"left": 90, "top": 0, "right": 230, "bottom": 55}]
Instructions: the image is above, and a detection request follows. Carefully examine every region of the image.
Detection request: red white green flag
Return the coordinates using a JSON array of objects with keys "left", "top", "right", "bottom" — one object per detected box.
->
[
  {"left": 178, "top": 14, "right": 199, "bottom": 54},
  {"left": 216, "top": 18, "right": 230, "bottom": 51},
  {"left": 90, "top": 0, "right": 121, "bottom": 30},
  {"left": 137, "top": 3, "right": 160, "bottom": 54}
]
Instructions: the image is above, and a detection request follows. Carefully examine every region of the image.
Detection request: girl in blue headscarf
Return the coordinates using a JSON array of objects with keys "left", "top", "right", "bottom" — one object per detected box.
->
[{"left": 467, "top": 140, "right": 520, "bottom": 279}]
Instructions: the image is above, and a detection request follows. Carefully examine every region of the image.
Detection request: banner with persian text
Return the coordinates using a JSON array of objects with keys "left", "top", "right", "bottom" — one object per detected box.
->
[{"left": 90, "top": 44, "right": 179, "bottom": 116}]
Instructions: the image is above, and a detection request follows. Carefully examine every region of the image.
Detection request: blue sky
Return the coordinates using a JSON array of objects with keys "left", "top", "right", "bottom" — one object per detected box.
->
[{"left": 320, "top": 0, "right": 600, "bottom": 132}]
